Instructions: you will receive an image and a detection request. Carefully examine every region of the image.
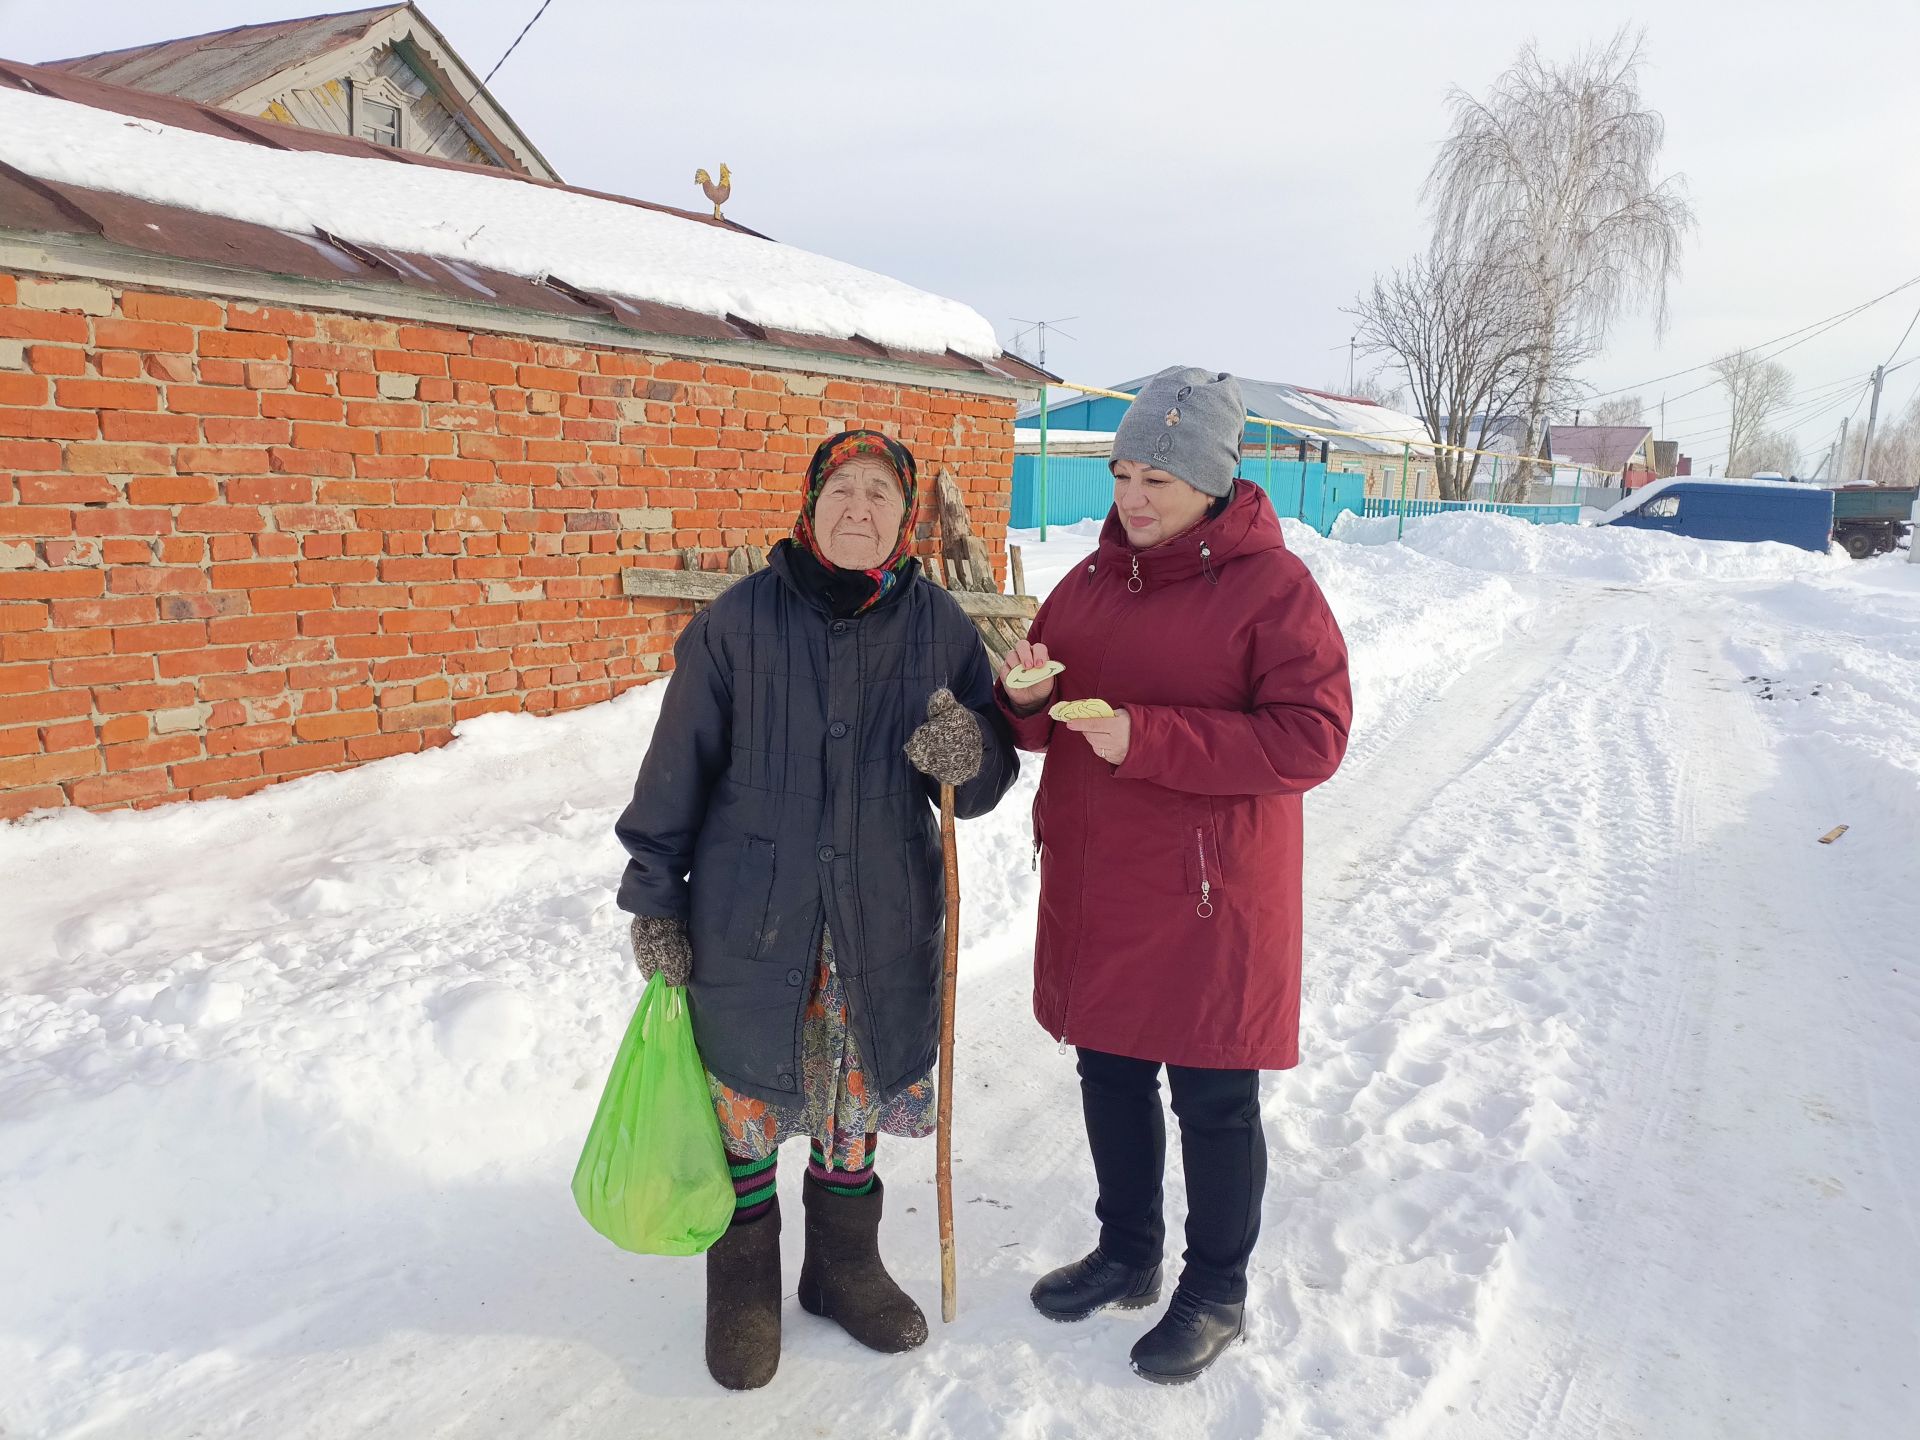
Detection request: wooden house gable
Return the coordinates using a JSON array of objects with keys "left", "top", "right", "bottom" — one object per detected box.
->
[{"left": 230, "top": 8, "right": 559, "bottom": 181}]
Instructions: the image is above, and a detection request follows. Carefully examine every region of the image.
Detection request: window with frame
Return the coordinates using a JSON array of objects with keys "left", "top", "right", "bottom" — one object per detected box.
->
[
  {"left": 1642, "top": 494, "right": 1680, "bottom": 518},
  {"left": 358, "top": 97, "right": 401, "bottom": 147}
]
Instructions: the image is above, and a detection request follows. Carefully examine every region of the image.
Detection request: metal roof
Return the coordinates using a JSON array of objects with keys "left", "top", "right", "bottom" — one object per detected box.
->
[
  {"left": 0, "top": 58, "right": 1050, "bottom": 388},
  {"left": 1543, "top": 425, "right": 1654, "bottom": 471},
  {"left": 43, "top": 7, "right": 406, "bottom": 105}
]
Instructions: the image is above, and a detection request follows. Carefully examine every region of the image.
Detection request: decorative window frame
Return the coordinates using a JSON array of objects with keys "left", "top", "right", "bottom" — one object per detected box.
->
[{"left": 348, "top": 73, "right": 409, "bottom": 150}]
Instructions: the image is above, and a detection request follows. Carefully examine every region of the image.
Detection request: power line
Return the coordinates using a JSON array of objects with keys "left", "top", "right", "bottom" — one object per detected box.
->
[
  {"left": 1654, "top": 370, "right": 1873, "bottom": 439},
  {"left": 416, "top": 0, "right": 560, "bottom": 158},
  {"left": 1882, "top": 302, "right": 1920, "bottom": 371},
  {"left": 1579, "top": 270, "right": 1920, "bottom": 404},
  {"left": 484, "top": 0, "right": 559, "bottom": 85}
]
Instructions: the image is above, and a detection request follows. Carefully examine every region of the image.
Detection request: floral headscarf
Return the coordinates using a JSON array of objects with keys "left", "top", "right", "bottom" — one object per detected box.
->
[{"left": 792, "top": 430, "right": 919, "bottom": 613}]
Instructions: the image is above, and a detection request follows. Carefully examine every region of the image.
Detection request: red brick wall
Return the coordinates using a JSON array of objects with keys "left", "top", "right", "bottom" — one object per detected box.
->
[{"left": 0, "top": 271, "right": 1017, "bottom": 818}]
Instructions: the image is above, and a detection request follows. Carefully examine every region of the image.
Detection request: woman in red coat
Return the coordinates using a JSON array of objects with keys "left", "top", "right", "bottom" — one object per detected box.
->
[{"left": 997, "top": 367, "right": 1352, "bottom": 1384}]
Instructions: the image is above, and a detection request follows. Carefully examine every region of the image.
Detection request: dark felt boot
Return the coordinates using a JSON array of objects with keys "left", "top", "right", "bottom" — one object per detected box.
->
[
  {"left": 704, "top": 1204, "right": 782, "bottom": 1390},
  {"left": 796, "top": 1174, "right": 929, "bottom": 1353}
]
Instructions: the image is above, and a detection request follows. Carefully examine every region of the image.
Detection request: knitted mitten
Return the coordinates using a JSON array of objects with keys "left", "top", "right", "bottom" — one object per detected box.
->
[
  {"left": 629, "top": 913, "right": 693, "bottom": 986},
  {"left": 903, "top": 687, "right": 983, "bottom": 787}
]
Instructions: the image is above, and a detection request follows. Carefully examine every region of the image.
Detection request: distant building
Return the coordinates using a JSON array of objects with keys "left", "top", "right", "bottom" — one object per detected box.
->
[
  {"left": 1541, "top": 424, "right": 1658, "bottom": 489},
  {"left": 44, "top": 3, "right": 560, "bottom": 181},
  {"left": 1022, "top": 376, "right": 1439, "bottom": 498}
]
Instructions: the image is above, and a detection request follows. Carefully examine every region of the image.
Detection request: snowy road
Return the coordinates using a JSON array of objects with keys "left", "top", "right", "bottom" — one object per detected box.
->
[{"left": 3, "top": 522, "right": 1915, "bottom": 1439}]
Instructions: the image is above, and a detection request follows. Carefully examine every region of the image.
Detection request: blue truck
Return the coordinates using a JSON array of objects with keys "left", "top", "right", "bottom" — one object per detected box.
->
[{"left": 1598, "top": 479, "right": 1837, "bottom": 553}]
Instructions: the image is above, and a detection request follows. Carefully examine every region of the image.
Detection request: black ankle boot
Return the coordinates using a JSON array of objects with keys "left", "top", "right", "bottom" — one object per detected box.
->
[
  {"left": 704, "top": 1204, "right": 781, "bottom": 1390},
  {"left": 1030, "top": 1247, "right": 1163, "bottom": 1322},
  {"left": 1129, "top": 1286, "right": 1245, "bottom": 1384},
  {"left": 796, "top": 1174, "right": 928, "bottom": 1353}
]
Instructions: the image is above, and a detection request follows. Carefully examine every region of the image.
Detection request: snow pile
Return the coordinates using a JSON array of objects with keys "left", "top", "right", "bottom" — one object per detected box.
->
[
  {"left": 1332, "top": 507, "right": 1848, "bottom": 583},
  {"left": 0, "top": 87, "right": 1002, "bottom": 360}
]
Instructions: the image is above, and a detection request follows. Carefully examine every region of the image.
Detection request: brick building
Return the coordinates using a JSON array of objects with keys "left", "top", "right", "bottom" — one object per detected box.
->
[{"left": 0, "top": 57, "right": 1043, "bottom": 819}]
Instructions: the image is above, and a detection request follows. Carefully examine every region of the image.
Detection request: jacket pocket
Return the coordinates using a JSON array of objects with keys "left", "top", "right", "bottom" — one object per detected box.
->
[
  {"left": 1183, "top": 810, "right": 1221, "bottom": 920},
  {"left": 723, "top": 837, "right": 778, "bottom": 958}
]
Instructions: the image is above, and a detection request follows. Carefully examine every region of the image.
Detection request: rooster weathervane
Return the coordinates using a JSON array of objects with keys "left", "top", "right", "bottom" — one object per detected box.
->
[{"left": 695, "top": 164, "right": 732, "bottom": 220}]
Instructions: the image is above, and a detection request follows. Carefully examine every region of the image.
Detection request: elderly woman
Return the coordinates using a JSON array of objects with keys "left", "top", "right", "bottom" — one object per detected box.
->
[
  {"left": 613, "top": 430, "right": 1017, "bottom": 1390},
  {"left": 997, "top": 369, "right": 1352, "bottom": 1384}
]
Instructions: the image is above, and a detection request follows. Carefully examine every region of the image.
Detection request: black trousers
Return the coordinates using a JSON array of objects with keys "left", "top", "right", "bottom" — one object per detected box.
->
[{"left": 1075, "top": 1047, "right": 1267, "bottom": 1305}]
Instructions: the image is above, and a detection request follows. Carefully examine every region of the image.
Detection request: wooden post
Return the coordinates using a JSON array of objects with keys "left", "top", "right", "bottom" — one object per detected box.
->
[
  {"left": 1009, "top": 544, "right": 1027, "bottom": 598},
  {"left": 936, "top": 781, "right": 961, "bottom": 1323}
]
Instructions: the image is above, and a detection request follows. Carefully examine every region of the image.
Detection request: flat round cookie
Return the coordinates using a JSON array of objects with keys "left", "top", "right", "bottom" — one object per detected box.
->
[
  {"left": 1049, "top": 698, "right": 1116, "bottom": 721},
  {"left": 1004, "top": 659, "right": 1065, "bottom": 690}
]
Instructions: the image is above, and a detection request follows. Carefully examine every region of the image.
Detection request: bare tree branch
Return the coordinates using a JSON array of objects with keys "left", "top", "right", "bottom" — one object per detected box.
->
[{"left": 1713, "top": 350, "right": 1795, "bottom": 475}]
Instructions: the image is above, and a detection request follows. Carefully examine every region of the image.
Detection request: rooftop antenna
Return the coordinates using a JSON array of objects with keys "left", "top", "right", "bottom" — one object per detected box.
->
[{"left": 1009, "top": 315, "right": 1078, "bottom": 368}]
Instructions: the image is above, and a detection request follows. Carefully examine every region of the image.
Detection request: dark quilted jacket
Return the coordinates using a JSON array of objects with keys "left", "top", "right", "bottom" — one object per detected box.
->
[{"left": 614, "top": 545, "right": 1018, "bottom": 1103}]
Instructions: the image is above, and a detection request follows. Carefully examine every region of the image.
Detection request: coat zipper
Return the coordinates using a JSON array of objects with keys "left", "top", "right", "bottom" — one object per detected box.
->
[
  {"left": 1195, "top": 827, "right": 1215, "bottom": 919},
  {"left": 1127, "top": 553, "right": 1143, "bottom": 593}
]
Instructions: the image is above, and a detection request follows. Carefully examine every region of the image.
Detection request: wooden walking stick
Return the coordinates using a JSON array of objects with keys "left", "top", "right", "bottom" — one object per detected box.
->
[{"left": 936, "top": 781, "right": 961, "bottom": 1323}]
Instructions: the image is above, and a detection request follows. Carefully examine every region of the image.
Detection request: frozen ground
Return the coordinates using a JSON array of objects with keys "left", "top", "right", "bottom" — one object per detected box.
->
[{"left": 3, "top": 515, "right": 1914, "bottom": 1439}]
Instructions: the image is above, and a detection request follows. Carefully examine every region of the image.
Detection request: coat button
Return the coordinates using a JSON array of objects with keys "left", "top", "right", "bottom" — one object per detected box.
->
[
  {"left": 786, "top": 968, "right": 803, "bottom": 986},
  {"left": 817, "top": 845, "right": 835, "bottom": 862},
  {"left": 778, "top": 1073, "right": 795, "bottom": 1091},
  {"left": 831, "top": 621, "right": 848, "bottom": 634},
  {"left": 829, "top": 721, "right": 848, "bottom": 738}
]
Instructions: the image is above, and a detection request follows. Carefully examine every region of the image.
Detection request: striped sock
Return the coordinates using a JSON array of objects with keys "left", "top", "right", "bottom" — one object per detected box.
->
[
  {"left": 727, "top": 1150, "right": 778, "bottom": 1225},
  {"left": 807, "top": 1136, "right": 878, "bottom": 1197}
]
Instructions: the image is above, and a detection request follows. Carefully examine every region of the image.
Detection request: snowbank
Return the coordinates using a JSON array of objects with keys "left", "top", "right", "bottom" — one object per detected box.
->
[
  {"left": 0, "top": 87, "right": 1002, "bottom": 361},
  {"left": 1331, "top": 508, "right": 1848, "bottom": 583}
]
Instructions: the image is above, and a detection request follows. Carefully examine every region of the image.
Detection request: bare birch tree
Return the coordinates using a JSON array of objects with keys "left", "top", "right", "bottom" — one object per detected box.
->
[
  {"left": 1592, "top": 393, "right": 1647, "bottom": 426},
  {"left": 1428, "top": 31, "right": 1693, "bottom": 499},
  {"left": 1349, "top": 251, "right": 1569, "bottom": 501},
  {"left": 1837, "top": 390, "right": 1920, "bottom": 486},
  {"left": 1713, "top": 350, "right": 1795, "bottom": 475}
]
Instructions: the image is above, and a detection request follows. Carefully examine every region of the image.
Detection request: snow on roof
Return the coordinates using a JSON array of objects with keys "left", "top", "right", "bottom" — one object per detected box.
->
[
  {"left": 1281, "top": 386, "right": 1434, "bottom": 455},
  {"left": 0, "top": 84, "right": 1004, "bottom": 362},
  {"left": 1013, "top": 427, "right": 1113, "bottom": 446}
]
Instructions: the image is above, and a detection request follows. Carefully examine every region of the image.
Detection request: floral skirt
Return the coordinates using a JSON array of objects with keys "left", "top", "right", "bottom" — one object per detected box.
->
[{"left": 708, "top": 926, "right": 935, "bottom": 1172}]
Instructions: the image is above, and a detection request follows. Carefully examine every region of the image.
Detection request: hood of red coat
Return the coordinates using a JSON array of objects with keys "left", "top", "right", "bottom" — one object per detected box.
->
[{"left": 1095, "top": 478, "right": 1286, "bottom": 584}]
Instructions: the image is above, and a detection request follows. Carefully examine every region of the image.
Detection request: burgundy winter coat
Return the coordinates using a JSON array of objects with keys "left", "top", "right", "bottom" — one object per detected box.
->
[{"left": 997, "top": 481, "right": 1352, "bottom": 1071}]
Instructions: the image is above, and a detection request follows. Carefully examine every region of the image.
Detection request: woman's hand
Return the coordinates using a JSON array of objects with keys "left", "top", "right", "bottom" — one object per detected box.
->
[
  {"left": 998, "top": 638, "right": 1058, "bottom": 716},
  {"left": 1064, "top": 709, "right": 1130, "bottom": 767}
]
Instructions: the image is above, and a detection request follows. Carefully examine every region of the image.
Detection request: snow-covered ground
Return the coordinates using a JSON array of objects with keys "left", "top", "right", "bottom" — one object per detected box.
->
[{"left": 3, "top": 515, "right": 1915, "bottom": 1439}]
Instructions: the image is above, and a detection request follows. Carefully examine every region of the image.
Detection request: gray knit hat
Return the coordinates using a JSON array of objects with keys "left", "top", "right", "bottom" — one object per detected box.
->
[{"left": 1110, "top": 366, "right": 1245, "bottom": 498}]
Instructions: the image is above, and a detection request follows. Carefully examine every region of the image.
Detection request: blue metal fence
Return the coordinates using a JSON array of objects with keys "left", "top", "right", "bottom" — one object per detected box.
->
[
  {"left": 1360, "top": 497, "right": 1583, "bottom": 527},
  {"left": 1009, "top": 455, "right": 1113, "bottom": 529}
]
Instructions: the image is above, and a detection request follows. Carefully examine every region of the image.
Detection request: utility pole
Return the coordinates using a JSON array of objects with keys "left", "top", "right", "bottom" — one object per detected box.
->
[
  {"left": 1348, "top": 335, "right": 1356, "bottom": 393},
  {"left": 1857, "top": 365, "right": 1886, "bottom": 484},
  {"left": 1835, "top": 416, "right": 1849, "bottom": 485}
]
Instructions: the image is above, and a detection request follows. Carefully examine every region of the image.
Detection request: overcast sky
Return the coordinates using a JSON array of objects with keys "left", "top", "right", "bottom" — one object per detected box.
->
[{"left": 5, "top": 0, "right": 1918, "bottom": 472}]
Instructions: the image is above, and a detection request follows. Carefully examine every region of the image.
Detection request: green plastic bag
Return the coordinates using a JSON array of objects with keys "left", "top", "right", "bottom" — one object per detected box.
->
[{"left": 572, "top": 974, "right": 734, "bottom": 1256}]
